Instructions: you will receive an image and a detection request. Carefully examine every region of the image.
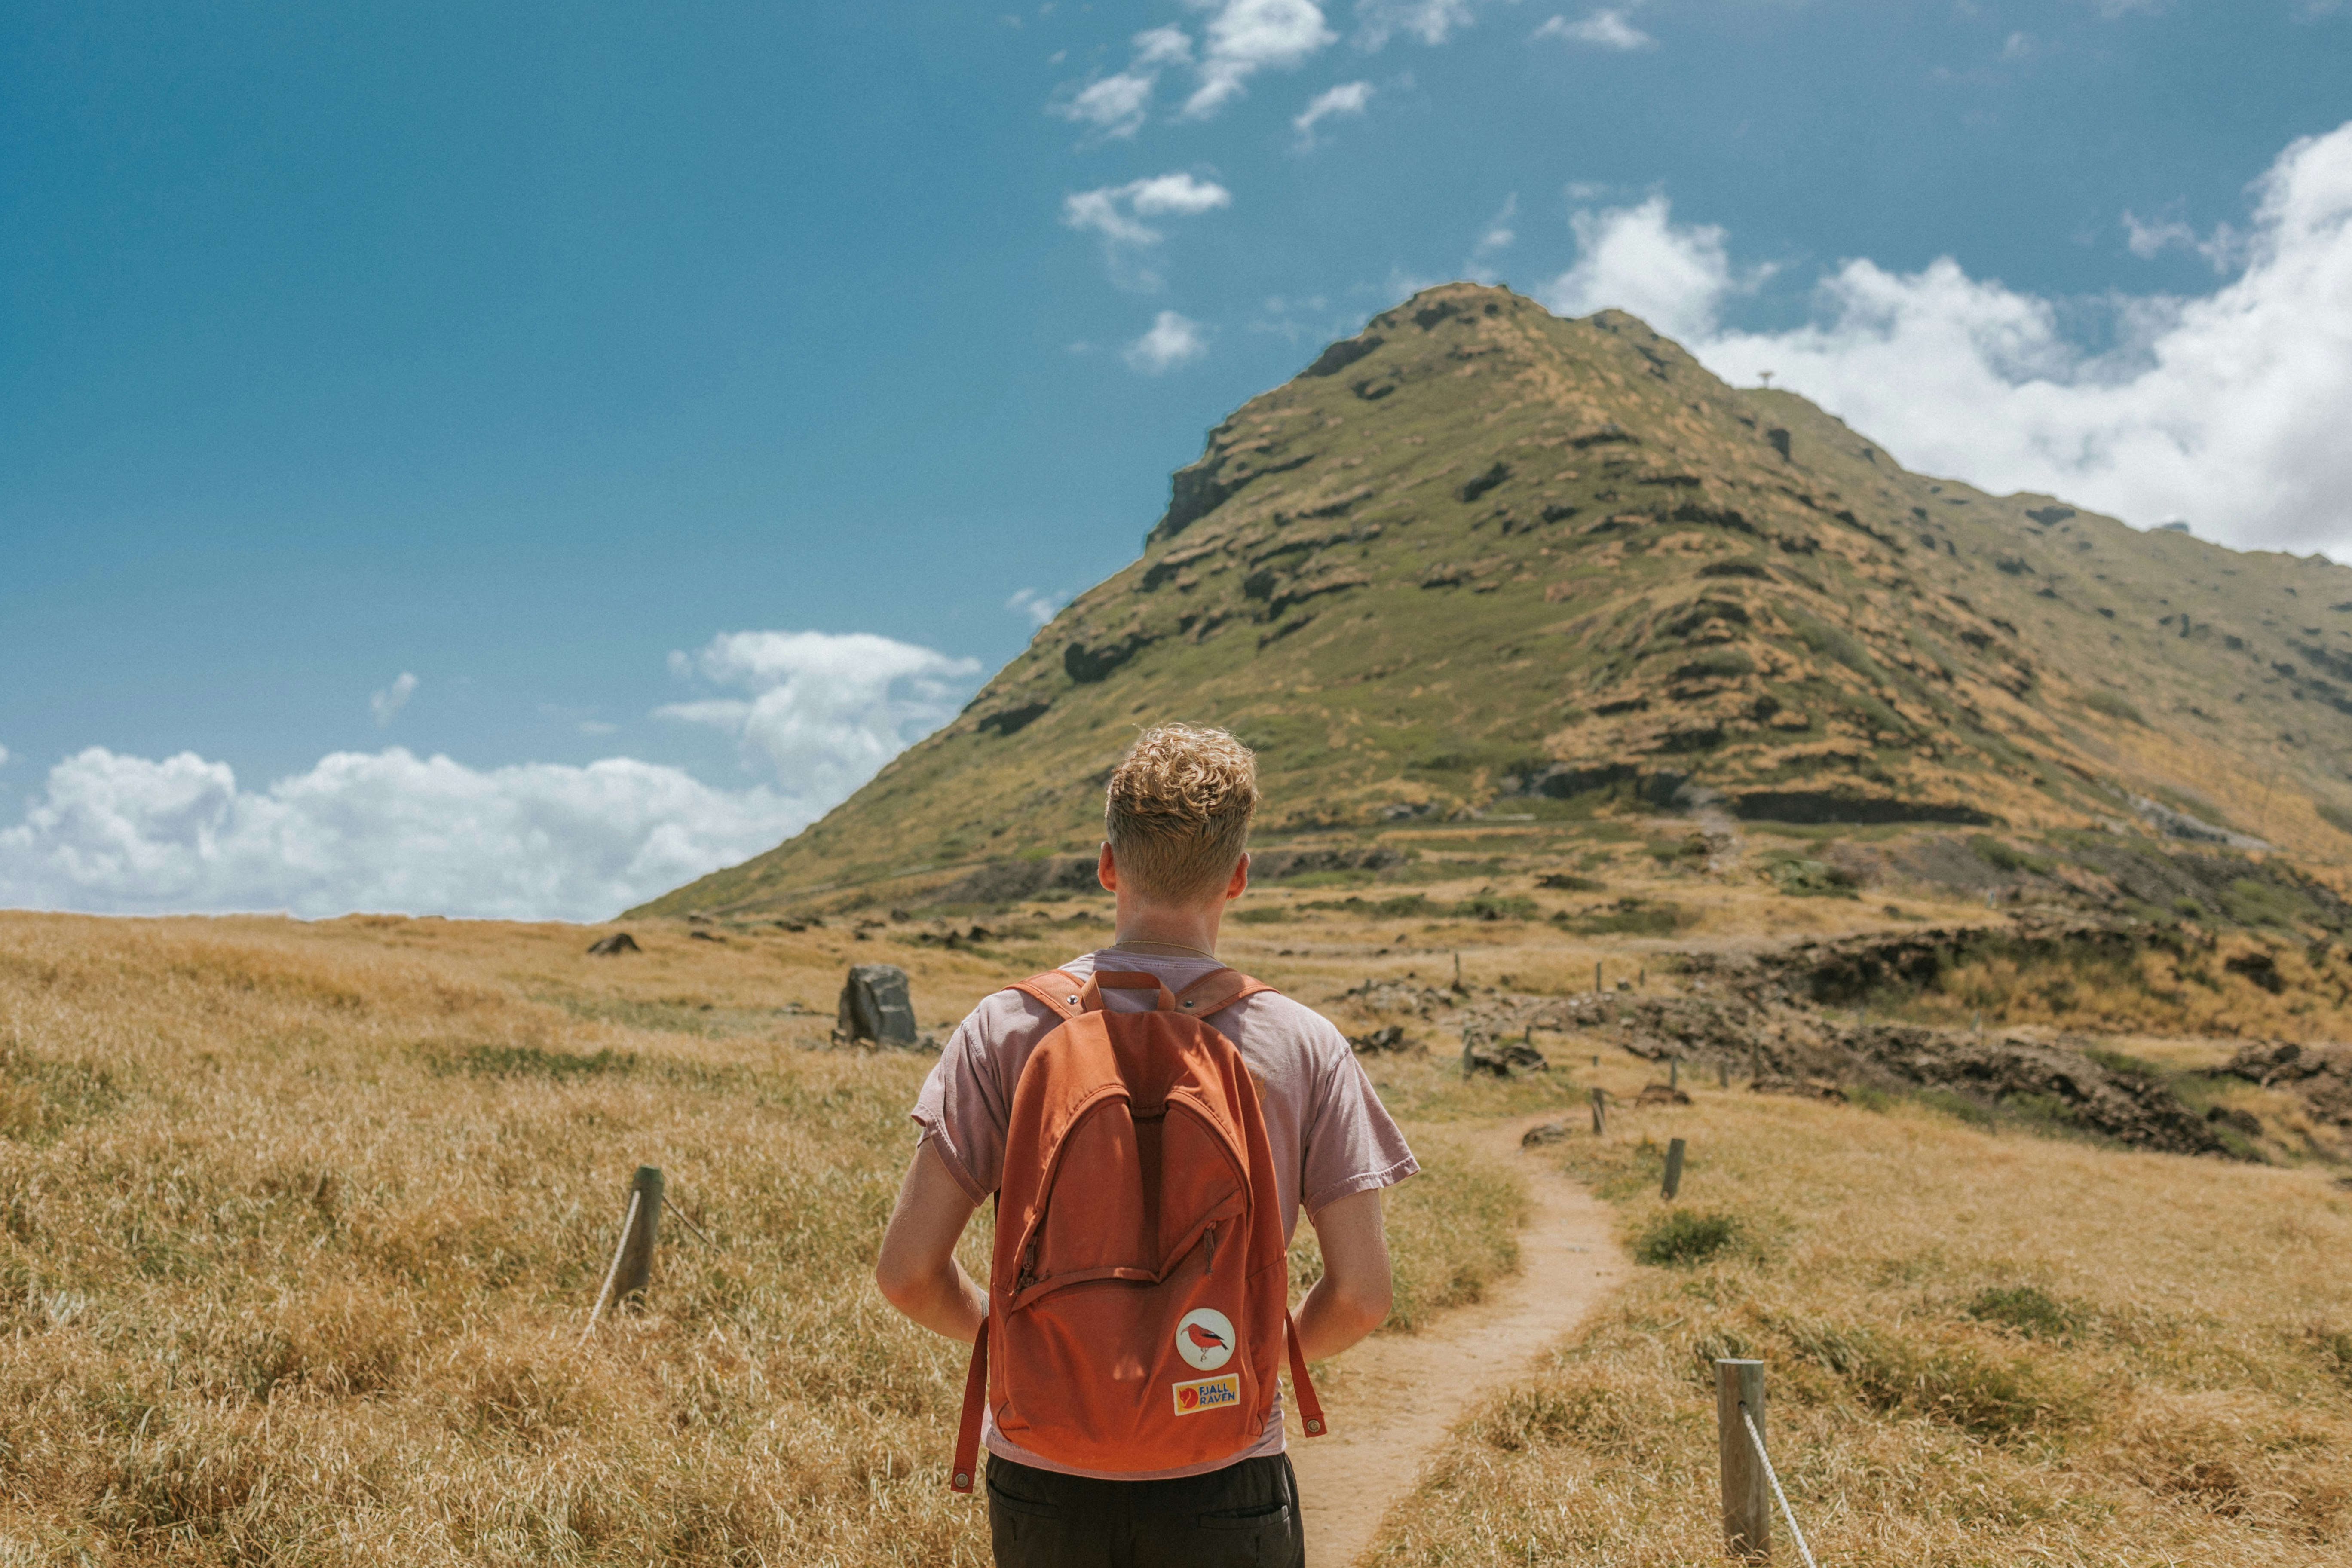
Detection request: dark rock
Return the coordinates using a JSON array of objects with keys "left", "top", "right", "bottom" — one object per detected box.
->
[
  {"left": 689, "top": 930, "right": 723, "bottom": 943},
  {"left": 586, "top": 932, "right": 641, "bottom": 956},
  {"left": 836, "top": 963, "right": 920, "bottom": 1047},
  {"left": 1065, "top": 631, "right": 1158, "bottom": 684},
  {"left": 1303, "top": 333, "right": 1383, "bottom": 377},
  {"left": 2205, "top": 1105, "right": 2263, "bottom": 1138},
  {"left": 1732, "top": 792, "right": 1998, "bottom": 826},
  {"left": 977, "top": 701, "right": 1051, "bottom": 737},
  {"left": 1637, "top": 1084, "right": 1693, "bottom": 1106},
  {"left": 1350, "top": 1025, "right": 1410, "bottom": 1054},
  {"left": 1458, "top": 462, "right": 1511, "bottom": 503},
  {"left": 1521, "top": 1121, "right": 1570, "bottom": 1147},
  {"left": 1766, "top": 428, "right": 1792, "bottom": 460},
  {"left": 1253, "top": 845, "right": 1407, "bottom": 882},
  {"left": 1751, "top": 1076, "right": 1846, "bottom": 1101},
  {"left": 1463, "top": 1027, "right": 1547, "bottom": 1076},
  {"left": 2222, "top": 1040, "right": 2352, "bottom": 1126},
  {"left": 2224, "top": 951, "right": 2285, "bottom": 993}
]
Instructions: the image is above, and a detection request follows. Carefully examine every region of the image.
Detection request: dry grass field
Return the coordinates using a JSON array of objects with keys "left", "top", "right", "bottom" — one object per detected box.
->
[
  {"left": 0, "top": 911, "right": 1530, "bottom": 1565},
  {"left": 4, "top": 874, "right": 2348, "bottom": 1565}
]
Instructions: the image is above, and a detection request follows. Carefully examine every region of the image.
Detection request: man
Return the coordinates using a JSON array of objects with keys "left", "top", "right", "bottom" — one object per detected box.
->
[{"left": 876, "top": 723, "right": 1418, "bottom": 1566}]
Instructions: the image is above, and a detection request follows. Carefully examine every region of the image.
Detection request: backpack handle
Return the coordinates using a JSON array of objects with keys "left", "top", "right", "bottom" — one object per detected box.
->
[{"left": 1078, "top": 971, "right": 1179, "bottom": 1013}]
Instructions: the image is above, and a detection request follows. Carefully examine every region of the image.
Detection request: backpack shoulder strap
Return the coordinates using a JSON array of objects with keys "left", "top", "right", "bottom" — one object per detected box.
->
[
  {"left": 1004, "top": 970, "right": 1087, "bottom": 1022},
  {"left": 1174, "top": 968, "right": 1280, "bottom": 1019}
]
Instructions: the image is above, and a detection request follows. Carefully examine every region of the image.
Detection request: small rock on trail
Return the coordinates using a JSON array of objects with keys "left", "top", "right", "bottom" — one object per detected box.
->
[{"left": 586, "top": 932, "right": 640, "bottom": 956}]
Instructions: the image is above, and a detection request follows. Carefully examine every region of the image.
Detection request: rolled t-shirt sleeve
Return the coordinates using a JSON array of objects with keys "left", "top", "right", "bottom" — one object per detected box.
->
[
  {"left": 1298, "top": 1023, "right": 1421, "bottom": 1216},
  {"left": 910, "top": 1007, "right": 1014, "bottom": 1204}
]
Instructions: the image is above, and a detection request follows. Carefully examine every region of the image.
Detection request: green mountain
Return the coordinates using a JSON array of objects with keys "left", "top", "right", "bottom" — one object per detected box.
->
[{"left": 635, "top": 282, "right": 2352, "bottom": 918}]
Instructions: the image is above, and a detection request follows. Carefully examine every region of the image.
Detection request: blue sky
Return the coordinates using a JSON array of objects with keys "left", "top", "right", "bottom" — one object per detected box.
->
[{"left": 3, "top": 0, "right": 2349, "bottom": 918}]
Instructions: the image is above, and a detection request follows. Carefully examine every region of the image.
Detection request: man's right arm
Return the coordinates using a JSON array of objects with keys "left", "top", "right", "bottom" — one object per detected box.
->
[{"left": 874, "top": 1142, "right": 987, "bottom": 1342}]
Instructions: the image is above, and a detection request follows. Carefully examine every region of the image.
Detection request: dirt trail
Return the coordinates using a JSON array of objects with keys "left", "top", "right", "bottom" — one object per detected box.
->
[{"left": 1290, "top": 1114, "right": 1627, "bottom": 1567}]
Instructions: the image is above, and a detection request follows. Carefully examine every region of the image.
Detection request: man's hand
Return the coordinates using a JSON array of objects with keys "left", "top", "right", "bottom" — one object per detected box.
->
[
  {"left": 1293, "top": 1187, "right": 1393, "bottom": 1361},
  {"left": 874, "top": 1143, "right": 987, "bottom": 1342}
]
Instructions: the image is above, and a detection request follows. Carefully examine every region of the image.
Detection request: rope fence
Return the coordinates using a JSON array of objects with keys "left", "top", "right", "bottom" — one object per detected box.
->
[
  {"left": 1716, "top": 1357, "right": 1822, "bottom": 1564},
  {"left": 1742, "top": 1403, "right": 1819, "bottom": 1568}
]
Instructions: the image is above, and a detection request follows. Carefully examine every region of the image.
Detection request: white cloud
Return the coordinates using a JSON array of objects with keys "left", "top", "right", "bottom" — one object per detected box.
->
[
  {"left": 1538, "top": 195, "right": 1758, "bottom": 340},
  {"left": 369, "top": 671, "right": 417, "bottom": 728},
  {"left": 657, "top": 631, "right": 982, "bottom": 804},
  {"left": 0, "top": 745, "right": 10, "bottom": 769},
  {"left": 1183, "top": 0, "right": 1338, "bottom": 118},
  {"left": 1293, "top": 80, "right": 1375, "bottom": 147},
  {"left": 1050, "top": 25, "right": 1196, "bottom": 137},
  {"left": 2122, "top": 208, "right": 2245, "bottom": 271},
  {"left": 2001, "top": 30, "right": 2034, "bottom": 59},
  {"left": 578, "top": 720, "right": 618, "bottom": 736},
  {"left": 1125, "top": 310, "right": 1211, "bottom": 372},
  {"left": 1539, "top": 122, "right": 2352, "bottom": 555},
  {"left": 1006, "top": 588, "right": 1068, "bottom": 626},
  {"left": 1354, "top": 0, "right": 1485, "bottom": 46},
  {"left": 0, "top": 747, "right": 804, "bottom": 922},
  {"left": 1531, "top": 8, "right": 1654, "bottom": 48},
  {"left": 0, "top": 629, "right": 985, "bottom": 921},
  {"left": 1474, "top": 192, "right": 1519, "bottom": 255},
  {"left": 1063, "top": 173, "right": 1233, "bottom": 288}
]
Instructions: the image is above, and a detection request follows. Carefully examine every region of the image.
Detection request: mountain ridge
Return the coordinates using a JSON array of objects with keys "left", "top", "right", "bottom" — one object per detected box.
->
[{"left": 634, "top": 282, "right": 2352, "bottom": 918}]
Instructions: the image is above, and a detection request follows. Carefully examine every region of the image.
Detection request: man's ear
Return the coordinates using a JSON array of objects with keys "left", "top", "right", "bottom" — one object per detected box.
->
[
  {"left": 1097, "top": 841, "right": 1120, "bottom": 893},
  {"left": 1224, "top": 852, "right": 1250, "bottom": 901}
]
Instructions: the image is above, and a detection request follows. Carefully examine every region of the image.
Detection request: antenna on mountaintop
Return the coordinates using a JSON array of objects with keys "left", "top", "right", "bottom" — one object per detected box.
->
[{"left": 1758, "top": 370, "right": 1775, "bottom": 389}]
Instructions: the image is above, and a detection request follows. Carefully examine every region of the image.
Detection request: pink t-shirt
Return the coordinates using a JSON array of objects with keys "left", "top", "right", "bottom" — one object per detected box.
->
[{"left": 910, "top": 947, "right": 1419, "bottom": 1479}]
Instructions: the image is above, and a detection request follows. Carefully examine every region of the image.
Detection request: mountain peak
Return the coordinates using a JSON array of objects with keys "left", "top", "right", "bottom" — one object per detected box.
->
[{"left": 636, "top": 285, "right": 2352, "bottom": 917}]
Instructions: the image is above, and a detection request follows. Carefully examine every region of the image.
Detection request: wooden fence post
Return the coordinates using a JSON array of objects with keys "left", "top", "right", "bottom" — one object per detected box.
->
[
  {"left": 1670, "top": 1057, "right": 1680, "bottom": 1089},
  {"left": 1594, "top": 959, "right": 1603, "bottom": 994},
  {"left": 1718, "top": 1060, "right": 1730, "bottom": 1089},
  {"left": 1590, "top": 1086, "right": 1607, "bottom": 1136},
  {"left": 1663, "top": 1137, "right": 1686, "bottom": 1200},
  {"left": 614, "top": 1165, "right": 664, "bottom": 1309},
  {"left": 1717, "top": 1359, "right": 1770, "bottom": 1561}
]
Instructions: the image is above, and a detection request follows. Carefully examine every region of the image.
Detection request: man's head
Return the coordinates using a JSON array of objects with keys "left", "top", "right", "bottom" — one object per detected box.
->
[{"left": 1102, "top": 724, "right": 1260, "bottom": 903}]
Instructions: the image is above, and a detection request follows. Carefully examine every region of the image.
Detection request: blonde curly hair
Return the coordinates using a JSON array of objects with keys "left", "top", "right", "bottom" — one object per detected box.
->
[{"left": 1103, "top": 724, "right": 1261, "bottom": 900}]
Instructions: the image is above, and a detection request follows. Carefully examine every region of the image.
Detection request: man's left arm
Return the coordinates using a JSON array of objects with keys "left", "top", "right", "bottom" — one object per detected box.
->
[{"left": 1293, "top": 1188, "right": 1393, "bottom": 1360}]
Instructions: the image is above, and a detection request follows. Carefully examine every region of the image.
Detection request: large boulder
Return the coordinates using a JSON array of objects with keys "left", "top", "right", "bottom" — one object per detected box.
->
[
  {"left": 837, "top": 963, "right": 920, "bottom": 1047},
  {"left": 587, "top": 932, "right": 640, "bottom": 956}
]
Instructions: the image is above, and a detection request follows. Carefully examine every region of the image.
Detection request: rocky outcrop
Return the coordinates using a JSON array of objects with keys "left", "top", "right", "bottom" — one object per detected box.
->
[
  {"left": 2223, "top": 1041, "right": 2352, "bottom": 1126},
  {"left": 836, "top": 963, "right": 920, "bottom": 1047}
]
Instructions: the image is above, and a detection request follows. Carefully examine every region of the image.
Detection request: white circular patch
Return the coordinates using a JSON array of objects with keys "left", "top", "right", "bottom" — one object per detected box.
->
[{"left": 1176, "top": 1307, "right": 1237, "bottom": 1372}]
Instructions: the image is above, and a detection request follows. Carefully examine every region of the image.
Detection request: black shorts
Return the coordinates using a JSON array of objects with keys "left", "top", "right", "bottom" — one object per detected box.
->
[{"left": 984, "top": 1452, "right": 1305, "bottom": 1568}]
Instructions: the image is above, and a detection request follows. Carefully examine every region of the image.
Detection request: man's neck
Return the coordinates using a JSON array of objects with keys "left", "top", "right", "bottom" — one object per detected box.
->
[{"left": 1109, "top": 899, "right": 1223, "bottom": 958}]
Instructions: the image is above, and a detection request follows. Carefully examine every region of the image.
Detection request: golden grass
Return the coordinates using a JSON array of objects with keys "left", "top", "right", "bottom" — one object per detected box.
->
[
  {"left": 1368, "top": 1085, "right": 2352, "bottom": 1565},
  {"left": 0, "top": 912, "right": 1525, "bottom": 1564}
]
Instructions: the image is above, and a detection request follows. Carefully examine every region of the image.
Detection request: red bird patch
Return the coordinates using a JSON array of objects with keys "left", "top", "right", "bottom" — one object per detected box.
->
[{"left": 1185, "top": 1323, "right": 1229, "bottom": 1351}]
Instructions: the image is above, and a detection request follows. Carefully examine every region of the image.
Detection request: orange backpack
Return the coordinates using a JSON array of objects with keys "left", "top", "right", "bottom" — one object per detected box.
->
[{"left": 949, "top": 968, "right": 1326, "bottom": 1492}]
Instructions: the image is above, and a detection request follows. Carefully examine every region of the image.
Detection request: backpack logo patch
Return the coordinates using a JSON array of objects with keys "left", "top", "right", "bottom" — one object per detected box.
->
[
  {"left": 1172, "top": 1374, "right": 1241, "bottom": 1415},
  {"left": 1176, "top": 1307, "right": 1236, "bottom": 1371}
]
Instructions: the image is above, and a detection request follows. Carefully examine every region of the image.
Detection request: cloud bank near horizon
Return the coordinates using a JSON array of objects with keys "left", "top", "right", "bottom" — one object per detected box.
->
[
  {"left": 0, "top": 630, "right": 982, "bottom": 922},
  {"left": 1535, "top": 121, "right": 2352, "bottom": 554}
]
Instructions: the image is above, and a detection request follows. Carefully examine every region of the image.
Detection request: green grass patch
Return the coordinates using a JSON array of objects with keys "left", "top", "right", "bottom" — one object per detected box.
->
[
  {"left": 1632, "top": 1210, "right": 1742, "bottom": 1267},
  {"left": 1964, "top": 1285, "right": 2086, "bottom": 1340},
  {"left": 1556, "top": 898, "right": 1692, "bottom": 937}
]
